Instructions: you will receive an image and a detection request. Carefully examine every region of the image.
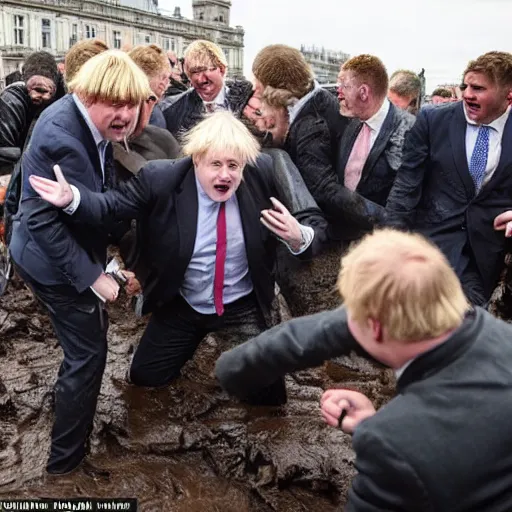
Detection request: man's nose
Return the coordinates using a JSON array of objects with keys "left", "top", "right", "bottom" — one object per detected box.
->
[{"left": 218, "top": 166, "right": 230, "bottom": 179}]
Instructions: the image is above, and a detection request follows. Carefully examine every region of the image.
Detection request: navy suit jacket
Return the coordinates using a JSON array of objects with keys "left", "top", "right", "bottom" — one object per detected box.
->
[
  {"left": 68, "top": 155, "right": 328, "bottom": 320},
  {"left": 9, "top": 94, "right": 117, "bottom": 292},
  {"left": 386, "top": 102, "right": 512, "bottom": 299}
]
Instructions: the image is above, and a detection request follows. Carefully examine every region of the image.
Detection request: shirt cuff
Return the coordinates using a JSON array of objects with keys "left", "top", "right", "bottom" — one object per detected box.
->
[
  {"left": 90, "top": 282, "right": 107, "bottom": 302},
  {"left": 63, "top": 185, "right": 81, "bottom": 215},
  {"left": 283, "top": 224, "right": 315, "bottom": 255}
]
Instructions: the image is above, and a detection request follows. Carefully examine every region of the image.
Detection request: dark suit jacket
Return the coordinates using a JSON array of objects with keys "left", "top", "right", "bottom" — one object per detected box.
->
[
  {"left": 386, "top": 102, "right": 512, "bottom": 299},
  {"left": 284, "top": 88, "right": 386, "bottom": 239},
  {"left": 9, "top": 94, "right": 117, "bottom": 292},
  {"left": 162, "top": 80, "right": 253, "bottom": 138},
  {"left": 70, "top": 155, "right": 328, "bottom": 321},
  {"left": 337, "top": 103, "right": 416, "bottom": 207},
  {"left": 215, "top": 306, "right": 512, "bottom": 512}
]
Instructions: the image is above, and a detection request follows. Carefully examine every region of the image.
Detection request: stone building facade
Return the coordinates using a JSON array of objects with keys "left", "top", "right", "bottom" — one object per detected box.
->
[
  {"left": 300, "top": 44, "right": 350, "bottom": 84},
  {"left": 0, "top": 0, "right": 244, "bottom": 89}
]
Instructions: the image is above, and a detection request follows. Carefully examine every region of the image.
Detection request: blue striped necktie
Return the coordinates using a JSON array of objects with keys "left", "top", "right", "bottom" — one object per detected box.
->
[{"left": 469, "top": 125, "right": 490, "bottom": 191}]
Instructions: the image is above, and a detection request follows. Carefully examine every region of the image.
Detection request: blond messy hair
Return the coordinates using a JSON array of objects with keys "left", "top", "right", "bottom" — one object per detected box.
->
[
  {"left": 184, "top": 39, "right": 227, "bottom": 72},
  {"left": 182, "top": 111, "right": 260, "bottom": 166},
  {"left": 338, "top": 229, "right": 469, "bottom": 342},
  {"left": 68, "top": 50, "right": 152, "bottom": 105}
]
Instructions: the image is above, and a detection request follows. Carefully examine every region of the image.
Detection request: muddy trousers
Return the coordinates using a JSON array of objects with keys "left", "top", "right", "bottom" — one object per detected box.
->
[
  {"left": 130, "top": 293, "right": 287, "bottom": 405},
  {"left": 16, "top": 265, "right": 108, "bottom": 474}
]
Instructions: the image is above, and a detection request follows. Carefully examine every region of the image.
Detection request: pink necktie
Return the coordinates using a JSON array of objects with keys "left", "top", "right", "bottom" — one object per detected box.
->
[
  {"left": 344, "top": 122, "right": 372, "bottom": 191},
  {"left": 214, "top": 202, "right": 227, "bottom": 316}
]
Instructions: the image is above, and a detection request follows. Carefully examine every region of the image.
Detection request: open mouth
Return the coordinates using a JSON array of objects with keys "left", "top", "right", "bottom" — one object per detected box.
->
[
  {"left": 111, "top": 123, "right": 128, "bottom": 133},
  {"left": 214, "top": 184, "right": 230, "bottom": 193},
  {"left": 465, "top": 101, "right": 480, "bottom": 114}
]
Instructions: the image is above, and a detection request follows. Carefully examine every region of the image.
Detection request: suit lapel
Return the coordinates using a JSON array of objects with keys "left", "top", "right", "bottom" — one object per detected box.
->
[
  {"left": 236, "top": 176, "right": 265, "bottom": 274},
  {"left": 175, "top": 165, "right": 199, "bottom": 275},
  {"left": 336, "top": 119, "right": 362, "bottom": 180},
  {"left": 359, "top": 103, "right": 397, "bottom": 186},
  {"left": 70, "top": 97, "right": 104, "bottom": 185},
  {"left": 449, "top": 102, "right": 475, "bottom": 199},
  {"left": 478, "top": 111, "right": 512, "bottom": 200}
]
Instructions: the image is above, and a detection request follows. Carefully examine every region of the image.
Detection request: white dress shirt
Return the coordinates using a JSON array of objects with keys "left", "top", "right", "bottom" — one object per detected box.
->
[
  {"left": 364, "top": 98, "right": 391, "bottom": 149},
  {"left": 464, "top": 105, "right": 510, "bottom": 189},
  {"left": 203, "top": 85, "right": 229, "bottom": 113}
]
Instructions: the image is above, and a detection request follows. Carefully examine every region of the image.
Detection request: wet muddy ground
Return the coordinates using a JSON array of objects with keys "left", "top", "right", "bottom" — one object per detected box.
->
[{"left": 0, "top": 249, "right": 510, "bottom": 511}]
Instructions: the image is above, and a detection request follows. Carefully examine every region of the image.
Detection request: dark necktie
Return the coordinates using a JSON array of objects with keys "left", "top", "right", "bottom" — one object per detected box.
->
[
  {"left": 214, "top": 202, "right": 227, "bottom": 316},
  {"left": 103, "top": 142, "right": 115, "bottom": 191}
]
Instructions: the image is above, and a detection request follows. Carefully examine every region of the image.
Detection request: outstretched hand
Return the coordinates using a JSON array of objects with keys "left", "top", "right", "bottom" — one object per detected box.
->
[
  {"left": 260, "top": 197, "right": 302, "bottom": 251},
  {"left": 29, "top": 165, "right": 74, "bottom": 208},
  {"left": 494, "top": 210, "right": 512, "bottom": 238}
]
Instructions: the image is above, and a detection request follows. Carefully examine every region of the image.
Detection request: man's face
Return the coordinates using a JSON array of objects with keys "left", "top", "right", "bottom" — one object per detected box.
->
[
  {"left": 26, "top": 75, "right": 56, "bottom": 107},
  {"left": 149, "top": 66, "right": 171, "bottom": 100},
  {"left": 252, "top": 78, "right": 265, "bottom": 99},
  {"left": 431, "top": 95, "right": 451, "bottom": 105},
  {"left": 337, "top": 69, "right": 363, "bottom": 118},
  {"left": 462, "top": 71, "right": 510, "bottom": 124},
  {"left": 388, "top": 90, "right": 419, "bottom": 114},
  {"left": 87, "top": 99, "right": 140, "bottom": 142},
  {"left": 194, "top": 150, "right": 244, "bottom": 202},
  {"left": 186, "top": 60, "right": 226, "bottom": 102}
]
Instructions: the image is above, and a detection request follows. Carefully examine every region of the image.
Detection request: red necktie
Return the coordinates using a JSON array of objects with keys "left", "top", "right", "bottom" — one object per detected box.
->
[{"left": 214, "top": 202, "right": 227, "bottom": 316}]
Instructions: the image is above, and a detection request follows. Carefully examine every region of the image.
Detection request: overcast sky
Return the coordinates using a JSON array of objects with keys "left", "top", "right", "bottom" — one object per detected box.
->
[{"left": 159, "top": 0, "right": 512, "bottom": 92}]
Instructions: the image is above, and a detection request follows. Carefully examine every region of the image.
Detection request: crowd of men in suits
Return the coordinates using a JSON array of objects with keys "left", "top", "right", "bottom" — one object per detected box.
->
[{"left": 2, "top": 36, "right": 512, "bottom": 510}]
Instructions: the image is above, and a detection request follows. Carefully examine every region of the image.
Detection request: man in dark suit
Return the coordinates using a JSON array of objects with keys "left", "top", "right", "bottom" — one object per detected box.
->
[
  {"left": 9, "top": 50, "right": 152, "bottom": 474},
  {"left": 215, "top": 229, "right": 512, "bottom": 512},
  {"left": 29, "top": 112, "right": 328, "bottom": 400},
  {"left": 161, "top": 39, "right": 253, "bottom": 138},
  {"left": 252, "top": 45, "right": 387, "bottom": 237},
  {"left": 336, "top": 55, "right": 416, "bottom": 241},
  {"left": 386, "top": 51, "right": 512, "bottom": 306}
]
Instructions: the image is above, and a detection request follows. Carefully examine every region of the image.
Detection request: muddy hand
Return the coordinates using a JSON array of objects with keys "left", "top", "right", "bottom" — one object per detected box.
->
[
  {"left": 121, "top": 270, "right": 142, "bottom": 297},
  {"left": 29, "top": 164, "right": 74, "bottom": 208}
]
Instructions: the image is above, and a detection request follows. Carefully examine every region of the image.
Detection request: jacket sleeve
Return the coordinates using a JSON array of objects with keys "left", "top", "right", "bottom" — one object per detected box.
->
[
  {"left": 385, "top": 109, "right": 430, "bottom": 229},
  {"left": 293, "top": 116, "right": 387, "bottom": 233},
  {"left": 0, "top": 85, "right": 30, "bottom": 150},
  {"left": 215, "top": 307, "right": 362, "bottom": 399},
  {"left": 265, "top": 149, "right": 329, "bottom": 257},
  {"left": 21, "top": 145, "right": 105, "bottom": 292},
  {"left": 72, "top": 166, "right": 154, "bottom": 225},
  {"left": 346, "top": 425, "right": 431, "bottom": 512}
]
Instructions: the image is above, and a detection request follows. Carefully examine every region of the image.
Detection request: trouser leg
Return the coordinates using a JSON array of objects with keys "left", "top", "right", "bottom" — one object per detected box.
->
[{"left": 17, "top": 269, "right": 108, "bottom": 474}]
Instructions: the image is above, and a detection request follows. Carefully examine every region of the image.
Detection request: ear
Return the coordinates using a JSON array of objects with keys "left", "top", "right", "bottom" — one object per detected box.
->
[
  {"left": 359, "top": 84, "right": 370, "bottom": 102},
  {"left": 369, "top": 318, "right": 383, "bottom": 343},
  {"left": 219, "top": 64, "right": 227, "bottom": 78}
]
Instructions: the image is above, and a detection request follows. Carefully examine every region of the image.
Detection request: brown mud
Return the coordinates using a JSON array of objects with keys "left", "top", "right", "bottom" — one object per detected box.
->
[{"left": 0, "top": 250, "right": 510, "bottom": 511}]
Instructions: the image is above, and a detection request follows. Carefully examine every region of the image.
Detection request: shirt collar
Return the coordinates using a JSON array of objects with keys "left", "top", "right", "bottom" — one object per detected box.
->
[
  {"left": 394, "top": 357, "right": 415, "bottom": 380},
  {"left": 72, "top": 93, "right": 105, "bottom": 147},
  {"left": 288, "top": 81, "right": 322, "bottom": 125},
  {"left": 203, "top": 85, "right": 228, "bottom": 109},
  {"left": 364, "top": 98, "right": 390, "bottom": 133},
  {"left": 463, "top": 103, "right": 510, "bottom": 135}
]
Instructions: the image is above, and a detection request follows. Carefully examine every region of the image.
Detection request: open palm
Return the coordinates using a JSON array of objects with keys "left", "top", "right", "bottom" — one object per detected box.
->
[{"left": 29, "top": 165, "right": 74, "bottom": 208}]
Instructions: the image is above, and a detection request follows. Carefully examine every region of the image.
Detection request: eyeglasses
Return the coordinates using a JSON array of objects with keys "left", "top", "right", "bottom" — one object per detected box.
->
[
  {"left": 245, "top": 102, "right": 263, "bottom": 117},
  {"left": 336, "top": 81, "right": 355, "bottom": 91}
]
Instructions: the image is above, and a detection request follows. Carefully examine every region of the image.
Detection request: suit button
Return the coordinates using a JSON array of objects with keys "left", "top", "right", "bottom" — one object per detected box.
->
[{"left": 461, "top": 224, "right": 466, "bottom": 231}]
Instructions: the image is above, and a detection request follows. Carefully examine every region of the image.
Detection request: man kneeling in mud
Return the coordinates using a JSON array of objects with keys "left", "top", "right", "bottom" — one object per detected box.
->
[{"left": 29, "top": 111, "right": 328, "bottom": 405}]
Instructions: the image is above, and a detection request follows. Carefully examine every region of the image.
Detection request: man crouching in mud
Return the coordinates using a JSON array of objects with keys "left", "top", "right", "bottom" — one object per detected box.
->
[
  {"left": 28, "top": 111, "right": 328, "bottom": 404},
  {"left": 215, "top": 229, "right": 512, "bottom": 512}
]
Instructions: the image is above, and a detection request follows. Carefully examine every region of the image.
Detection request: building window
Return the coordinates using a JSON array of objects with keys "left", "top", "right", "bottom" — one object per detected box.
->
[
  {"left": 162, "top": 37, "right": 170, "bottom": 51},
  {"left": 199, "top": 12, "right": 204, "bottom": 20},
  {"left": 145, "top": 35, "right": 151, "bottom": 44},
  {"left": 85, "top": 25, "right": 96, "bottom": 39},
  {"left": 69, "top": 23, "right": 78, "bottom": 47},
  {"left": 219, "top": 15, "right": 224, "bottom": 22},
  {"left": 42, "top": 19, "right": 51, "bottom": 48},
  {"left": 113, "top": 30, "right": 121, "bottom": 49},
  {"left": 13, "top": 15, "right": 25, "bottom": 46}
]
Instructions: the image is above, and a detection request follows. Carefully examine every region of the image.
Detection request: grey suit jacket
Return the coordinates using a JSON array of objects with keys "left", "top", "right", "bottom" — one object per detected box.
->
[{"left": 216, "top": 306, "right": 512, "bottom": 512}]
